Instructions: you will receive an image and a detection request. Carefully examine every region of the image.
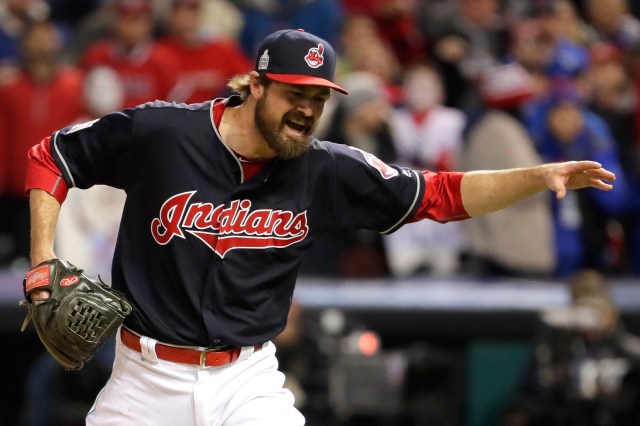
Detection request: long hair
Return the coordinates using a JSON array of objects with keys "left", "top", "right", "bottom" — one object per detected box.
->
[{"left": 227, "top": 73, "right": 272, "bottom": 101}]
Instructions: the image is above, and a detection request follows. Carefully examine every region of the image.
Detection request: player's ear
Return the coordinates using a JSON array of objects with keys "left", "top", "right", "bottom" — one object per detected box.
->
[{"left": 249, "top": 71, "right": 265, "bottom": 98}]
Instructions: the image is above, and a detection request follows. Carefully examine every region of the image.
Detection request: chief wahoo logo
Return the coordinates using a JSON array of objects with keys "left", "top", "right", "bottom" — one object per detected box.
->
[{"left": 305, "top": 44, "right": 324, "bottom": 68}]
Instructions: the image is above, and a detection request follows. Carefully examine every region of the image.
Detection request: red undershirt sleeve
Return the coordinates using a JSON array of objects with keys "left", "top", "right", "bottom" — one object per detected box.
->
[
  {"left": 409, "top": 171, "right": 469, "bottom": 223},
  {"left": 24, "top": 136, "right": 69, "bottom": 204}
]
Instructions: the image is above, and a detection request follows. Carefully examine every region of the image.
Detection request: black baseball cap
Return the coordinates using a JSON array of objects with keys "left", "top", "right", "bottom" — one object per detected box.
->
[{"left": 255, "top": 29, "right": 349, "bottom": 94}]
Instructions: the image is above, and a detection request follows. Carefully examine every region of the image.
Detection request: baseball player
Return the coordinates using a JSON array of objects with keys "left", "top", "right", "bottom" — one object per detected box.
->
[{"left": 24, "top": 29, "right": 615, "bottom": 425}]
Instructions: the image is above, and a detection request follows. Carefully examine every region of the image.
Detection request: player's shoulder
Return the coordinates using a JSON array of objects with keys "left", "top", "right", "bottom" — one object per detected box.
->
[
  {"left": 308, "top": 139, "right": 387, "bottom": 170},
  {"left": 309, "top": 139, "right": 365, "bottom": 159},
  {"left": 127, "top": 100, "right": 214, "bottom": 133},
  {"left": 308, "top": 138, "right": 346, "bottom": 159},
  {"left": 135, "top": 99, "right": 212, "bottom": 111},
  {"left": 308, "top": 139, "right": 414, "bottom": 183}
]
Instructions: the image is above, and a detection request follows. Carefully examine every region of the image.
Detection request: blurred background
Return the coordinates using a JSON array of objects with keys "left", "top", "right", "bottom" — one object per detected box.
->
[{"left": 2, "top": 0, "right": 640, "bottom": 424}]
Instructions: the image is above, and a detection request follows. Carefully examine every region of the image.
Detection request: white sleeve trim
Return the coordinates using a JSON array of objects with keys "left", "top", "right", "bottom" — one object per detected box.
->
[
  {"left": 381, "top": 169, "right": 422, "bottom": 234},
  {"left": 52, "top": 130, "right": 76, "bottom": 188}
]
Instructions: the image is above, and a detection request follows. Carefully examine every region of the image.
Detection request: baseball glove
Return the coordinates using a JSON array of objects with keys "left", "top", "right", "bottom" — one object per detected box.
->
[{"left": 20, "top": 258, "right": 132, "bottom": 370}]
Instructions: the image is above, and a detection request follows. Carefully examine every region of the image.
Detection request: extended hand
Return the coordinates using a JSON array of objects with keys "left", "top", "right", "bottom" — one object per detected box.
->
[{"left": 544, "top": 161, "right": 615, "bottom": 199}]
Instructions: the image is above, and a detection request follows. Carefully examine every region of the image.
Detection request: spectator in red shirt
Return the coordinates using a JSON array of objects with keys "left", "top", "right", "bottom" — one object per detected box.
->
[
  {"left": 79, "top": 0, "right": 179, "bottom": 108},
  {"left": 341, "top": 0, "right": 427, "bottom": 66},
  {"left": 0, "top": 19, "right": 84, "bottom": 265},
  {"left": 160, "top": 0, "right": 253, "bottom": 103},
  {"left": 159, "top": 0, "right": 252, "bottom": 104}
]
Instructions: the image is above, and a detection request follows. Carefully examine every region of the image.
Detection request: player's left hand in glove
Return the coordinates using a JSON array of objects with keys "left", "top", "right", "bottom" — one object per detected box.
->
[{"left": 19, "top": 258, "right": 133, "bottom": 370}]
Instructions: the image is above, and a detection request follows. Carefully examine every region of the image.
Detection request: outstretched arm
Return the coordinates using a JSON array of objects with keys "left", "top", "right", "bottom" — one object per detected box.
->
[{"left": 460, "top": 161, "right": 615, "bottom": 217}]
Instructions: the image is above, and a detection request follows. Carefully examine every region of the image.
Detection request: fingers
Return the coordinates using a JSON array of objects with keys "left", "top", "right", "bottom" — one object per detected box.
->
[
  {"left": 562, "top": 160, "right": 602, "bottom": 173},
  {"left": 557, "top": 177, "right": 613, "bottom": 199},
  {"left": 589, "top": 178, "right": 614, "bottom": 192},
  {"left": 565, "top": 161, "right": 616, "bottom": 180},
  {"left": 551, "top": 161, "right": 615, "bottom": 199},
  {"left": 584, "top": 168, "right": 616, "bottom": 182},
  {"left": 31, "top": 289, "right": 52, "bottom": 305}
]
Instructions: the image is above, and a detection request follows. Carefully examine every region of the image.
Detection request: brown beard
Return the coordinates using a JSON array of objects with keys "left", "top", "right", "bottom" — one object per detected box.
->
[{"left": 254, "top": 94, "right": 313, "bottom": 160}]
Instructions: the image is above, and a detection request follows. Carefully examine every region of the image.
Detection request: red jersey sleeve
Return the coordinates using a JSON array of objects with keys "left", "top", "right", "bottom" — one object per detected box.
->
[
  {"left": 409, "top": 171, "right": 469, "bottom": 223},
  {"left": 24, "top": 136, "right": 69, "bottom": 204}
]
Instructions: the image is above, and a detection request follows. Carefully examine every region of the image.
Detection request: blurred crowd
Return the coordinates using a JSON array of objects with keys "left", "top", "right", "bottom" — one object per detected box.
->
[{"left": 1, "top": 0, "right": 640, "bottom": 281}]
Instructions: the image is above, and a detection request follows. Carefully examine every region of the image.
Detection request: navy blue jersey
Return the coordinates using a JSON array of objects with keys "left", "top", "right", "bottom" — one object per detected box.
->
[{"left": 50, "top": 96, "right": 425, "bottom": 347}]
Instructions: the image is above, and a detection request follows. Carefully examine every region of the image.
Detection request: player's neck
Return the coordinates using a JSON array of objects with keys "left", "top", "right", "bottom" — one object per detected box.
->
[{"left": 219, "top": 101, "right": 277, "bottom": 161}]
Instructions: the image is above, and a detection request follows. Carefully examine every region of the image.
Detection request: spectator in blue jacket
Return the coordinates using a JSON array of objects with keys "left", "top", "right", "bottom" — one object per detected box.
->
[{"left": 524, "top": 78, "right": 636, "bottom": 276}]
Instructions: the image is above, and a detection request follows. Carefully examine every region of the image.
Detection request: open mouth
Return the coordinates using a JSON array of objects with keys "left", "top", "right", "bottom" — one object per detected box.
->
[{"left": 284, "top": 118, "right": 311, "bottom": 136}]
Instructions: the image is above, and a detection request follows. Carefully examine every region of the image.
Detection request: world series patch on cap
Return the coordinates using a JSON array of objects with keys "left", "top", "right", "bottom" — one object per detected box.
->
[{"left": 255, "top": 29, "right": 349, "bottom": 94}]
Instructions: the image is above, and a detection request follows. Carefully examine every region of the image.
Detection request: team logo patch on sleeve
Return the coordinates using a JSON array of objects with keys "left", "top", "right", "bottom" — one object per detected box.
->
[
  {"left": 348, "top": 147, "right": 399, "bottom": 179},
  {"left": 151, "top": 192, "right": 309, "bottom": 258},
  {"left": 25, "top": 265, "right": 51, "bottom": 292},
  {"left": 305, "top": 44, "right": 324, "bottom": 68}
]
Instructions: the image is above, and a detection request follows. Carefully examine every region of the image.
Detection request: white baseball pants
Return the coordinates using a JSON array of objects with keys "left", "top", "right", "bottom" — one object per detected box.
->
[{"left": 86, "top": 331, "right": 305, "bottom": 426}]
